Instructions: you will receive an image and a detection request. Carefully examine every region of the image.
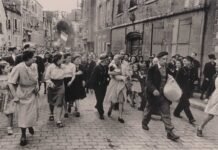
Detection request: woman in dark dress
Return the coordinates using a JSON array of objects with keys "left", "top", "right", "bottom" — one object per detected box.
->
[
  {"left": 62, "top": 53, "right": 76, "bottom": 118},
  {"left": 71, "top": 55, "right": 86, "bottom": 117}
]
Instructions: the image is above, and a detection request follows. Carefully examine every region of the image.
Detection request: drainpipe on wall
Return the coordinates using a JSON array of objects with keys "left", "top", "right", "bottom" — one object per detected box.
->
[
  {"left": 150, "top": 23, "right": 153, "bottom": 56},
  {"left": 109, "top": 0, "right": 115, "bottom": 55},
  {"left": 200, "top": 0, "right": 209, "bottom": 79}
]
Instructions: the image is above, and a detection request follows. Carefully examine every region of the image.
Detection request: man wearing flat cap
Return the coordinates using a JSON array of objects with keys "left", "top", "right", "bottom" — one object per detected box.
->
[
  {"left": 89, "top": 53, "right": 110, "bottom": 120},
  {"left": 142, "top": 51, "right": 180, "bottom": 141},
  {"left": 200, "top": 54, "right": 216, "bottom": 100},
  {"left": 3, "top": 46, "right": 22, "bottom": 66}
]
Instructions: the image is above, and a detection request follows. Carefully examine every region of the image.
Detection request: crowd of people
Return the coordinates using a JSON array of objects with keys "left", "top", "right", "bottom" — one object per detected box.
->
[{"left": 0, "top": 45, "right": 218, "bottom": 146}]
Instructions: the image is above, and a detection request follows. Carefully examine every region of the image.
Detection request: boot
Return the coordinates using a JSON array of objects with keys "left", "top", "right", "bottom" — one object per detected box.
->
[{"left": 167, "top": 131, "right": 180, "bottom": 141}]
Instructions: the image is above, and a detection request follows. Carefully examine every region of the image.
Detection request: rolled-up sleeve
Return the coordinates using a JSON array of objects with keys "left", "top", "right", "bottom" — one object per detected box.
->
[{"left": 8, "top": 66, "right": 19, "bottom": 84}]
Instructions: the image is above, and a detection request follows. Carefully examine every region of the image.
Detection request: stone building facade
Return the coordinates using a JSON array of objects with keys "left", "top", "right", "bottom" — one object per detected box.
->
[
  {"left": 213, "top": 1, "right": 218, "bottom": 55},
  {"left": 81, "top": 0, "right": 96, "bottom": 53},
  {"left": 21, "top": 0, "right": 44, "bottom": 45},
  {"left": 111, "top": 0, "right": 216, "bottom": 65},
  {"left": 95, "top": 0, "right": 113, "bottom": 56},
  {"left": 3, "top": 1, "right": 22, "bottom": 47},
  {"left": 0, "top": 0, "right": 7, "bottom": 50},
  {"left": 85, "top": 0, "right": 218, "bottom": 70},
  {"left": 43, "top": 11, "right": 55, "bottom": 47}
]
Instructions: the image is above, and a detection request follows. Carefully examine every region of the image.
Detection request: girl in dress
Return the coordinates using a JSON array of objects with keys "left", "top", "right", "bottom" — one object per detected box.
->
[
  {"left": 70, "top": 55, "right": 86, "bottom": 117},
  {"left": 45, "top": 54, "right": 65, "bottom": 128},
  {"left": 197, "top": 60, "right": 218, "bottom": 137},
  {"left": 62, "top": 53, "right": 76, "bottom": 117},
  {"left": 0, "top": 59, "right": 14, "bottom": 135},
  {"left": 131, "top": 64, "right": 142, "bottom": 108}
]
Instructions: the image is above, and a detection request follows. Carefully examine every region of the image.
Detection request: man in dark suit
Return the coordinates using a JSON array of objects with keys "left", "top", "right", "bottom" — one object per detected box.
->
[
  {"left": 142, "top": 51, "right": 180, "bottom": 141},
  {"left": 86, "top": 54, "right": 96, "bottom": 93},
  {"left": 35, "top": 55, "right": 45, "bottom": 90},
  {"left": 89, "top": 54, "right": 109, "bottom": 120},
  {"left": 200, "top": 54, "right": 216, "bottom": 100},
  {"left": 190, "top": 52, "right": 201, "bottom": 94},
  {"left": 3, "top": 47, "right": 22, "bottom": 66}
]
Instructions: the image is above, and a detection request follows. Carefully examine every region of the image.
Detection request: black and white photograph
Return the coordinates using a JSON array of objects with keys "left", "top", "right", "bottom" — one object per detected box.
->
[{"left": 0, "top": 0, "right": 218, "bottom": 149}]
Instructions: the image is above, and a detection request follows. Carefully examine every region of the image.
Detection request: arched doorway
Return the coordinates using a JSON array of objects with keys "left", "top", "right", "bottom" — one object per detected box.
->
[{"left": 126, "top": 31, "right": 142, "bottom": 56}]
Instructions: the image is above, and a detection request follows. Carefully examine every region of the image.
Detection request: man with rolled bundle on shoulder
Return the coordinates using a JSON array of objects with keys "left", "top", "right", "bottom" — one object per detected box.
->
[{"left": 142, "top": 51, "right": 180, "bottom": 141}]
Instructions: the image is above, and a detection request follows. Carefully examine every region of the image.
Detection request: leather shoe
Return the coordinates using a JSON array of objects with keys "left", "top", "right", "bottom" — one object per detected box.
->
[
  {"left": 197, "top": 127, "right": 203, "bottom": 137},
  {"left": 20, "top": 136, "right": 27, "bottom": 146},
  {"left": 167, "top": 132, "right": 180, "bottom": 141},
  {"left": 29, "top": 127, "right": 34, "bottom": 135},
  {"left": 100, "top": 115, "right": 104, "bottom": 120},
  {"left": 118, "top": 118, "right": 125, "bottom": 123},
  {"left": 142, "top": 124, "right": 149, "bottom": 131},
  {"left": 189, "top": 119, "right": 196, "bottom": 124}
]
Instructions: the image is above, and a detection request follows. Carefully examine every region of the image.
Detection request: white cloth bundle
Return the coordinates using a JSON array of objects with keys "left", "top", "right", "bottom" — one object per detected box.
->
[{"left": 163, "top": 75, "right": 182, "bottom": 102}]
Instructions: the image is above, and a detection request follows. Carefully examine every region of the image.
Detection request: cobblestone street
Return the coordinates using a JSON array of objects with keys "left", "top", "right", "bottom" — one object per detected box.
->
[{"left": 0, "top": 91, "right": 218, "bottom": 150}]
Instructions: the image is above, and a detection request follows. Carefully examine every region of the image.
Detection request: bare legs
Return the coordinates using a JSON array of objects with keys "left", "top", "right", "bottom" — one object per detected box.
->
[
  {"left": 108, "top": 102, "right": 125, "bottom": 123},
  {"left": 74, "top": 100, "right": 80, "bottom": 117},
  {"left": 199, "top": 114, "right": 214, "bottom": 130},
  {"left": 49, "top": 104, "right": 64, "bottom": 127},
  {"left": 197, "top": 114, "right": 215, "bottom": 137}
]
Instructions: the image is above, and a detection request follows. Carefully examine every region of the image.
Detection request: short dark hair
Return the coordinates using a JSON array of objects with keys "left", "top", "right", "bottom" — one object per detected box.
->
[
  {"left": 23, "top": 44, "right": 30, "bottom": 50},
  {"left": 184, "top": 56, "right": 193, "bottom": 62},
  {"left": 53, "top": 54, "right": 62, "bottom": 66},
  {"left": 64, "top": 53, "right": 71, "bottom": 59},
  {"left": 22, "top": 50, "right": 34, "bottom": 61}
]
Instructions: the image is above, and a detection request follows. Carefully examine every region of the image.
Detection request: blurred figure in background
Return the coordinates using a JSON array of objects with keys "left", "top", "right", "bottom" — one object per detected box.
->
[{"left": 200, "top": 54, "right": 216, "bottom": 100}]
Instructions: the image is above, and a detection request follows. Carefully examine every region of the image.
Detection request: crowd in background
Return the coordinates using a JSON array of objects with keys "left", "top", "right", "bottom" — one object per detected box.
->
[{"left": 0, "top": 44, "right": 218, "bottom": 145}]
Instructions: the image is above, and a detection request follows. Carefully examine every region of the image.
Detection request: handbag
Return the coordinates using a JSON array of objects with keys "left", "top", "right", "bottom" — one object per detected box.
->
[{"left": 163, "top": 75, "right": 182, "bottom": 102}]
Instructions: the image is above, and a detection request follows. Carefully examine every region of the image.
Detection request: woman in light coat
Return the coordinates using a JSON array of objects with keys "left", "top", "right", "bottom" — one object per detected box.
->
[
  {"left": 197, "top": 60, "right": 218, "bottom": 137},
  {"left": 8, "top": 50, "right": 39, "bottom": 146}
]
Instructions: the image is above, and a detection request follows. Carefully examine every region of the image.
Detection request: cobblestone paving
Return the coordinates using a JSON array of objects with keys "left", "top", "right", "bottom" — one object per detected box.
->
[{"left": 0, "top": 91, "right": 218, "bottom": 150}]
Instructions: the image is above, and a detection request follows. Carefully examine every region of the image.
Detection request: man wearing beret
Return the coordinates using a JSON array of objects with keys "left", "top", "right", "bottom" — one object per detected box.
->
[
  {"left": 200, "top": 54, "right": 216, "bottom": 100},
  {"left": 89, "top": 54, "right": 110, "bottom": 120},
  {"left": 142, "top": 51, "right": 180, "bottom": 141}
]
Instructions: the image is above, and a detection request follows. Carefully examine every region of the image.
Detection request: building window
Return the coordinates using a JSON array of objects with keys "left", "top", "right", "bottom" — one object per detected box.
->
[
  {"left": 0, "top": 23, "right": 3, "bottom": 34},
  {"left": 7, "top": 20, "right": 11, "bottom": 30},
  {"left": 117, "top": 0, "right": 123, "bottom": 14},
  {"left": 14, "top": 19, "right": 17, "bottom": 30},
  {"left": 129, "top": 0, "right": 137, "bottom": 8}
]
